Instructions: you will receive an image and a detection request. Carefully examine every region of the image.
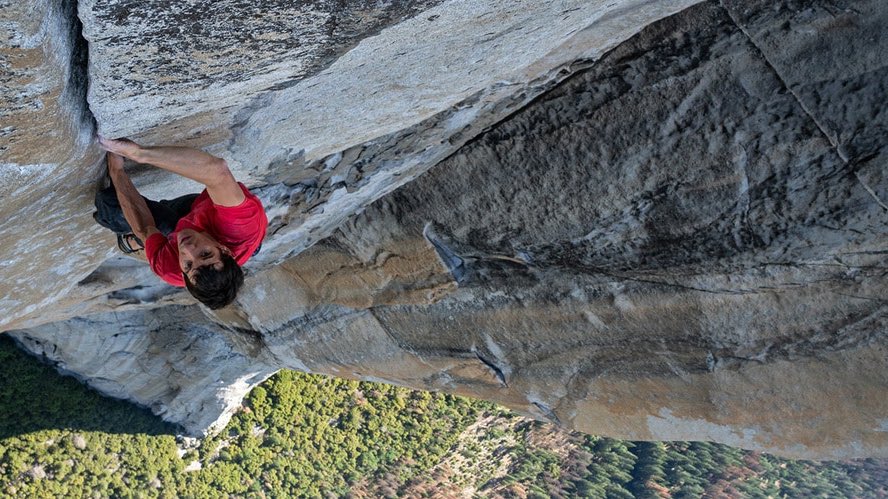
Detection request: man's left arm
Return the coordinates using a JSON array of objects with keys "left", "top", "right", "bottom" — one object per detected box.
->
[{"left": 107, "top": 153, "right": 160, "bottom": 243}]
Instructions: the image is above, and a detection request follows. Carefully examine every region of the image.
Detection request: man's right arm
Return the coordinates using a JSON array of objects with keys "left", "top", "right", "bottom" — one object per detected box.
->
[{"left": 99, "top": 137, "right": 245, "bottom": 207}]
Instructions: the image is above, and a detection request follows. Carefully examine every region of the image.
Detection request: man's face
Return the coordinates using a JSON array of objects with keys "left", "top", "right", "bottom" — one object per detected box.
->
[{"left": 177, "top": 229, "right": 229, "bottom": 281}]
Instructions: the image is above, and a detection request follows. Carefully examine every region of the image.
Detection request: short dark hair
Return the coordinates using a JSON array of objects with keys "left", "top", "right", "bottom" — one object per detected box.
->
[{"left": 183, "top": 253, "right": 244, "bottom": 309}]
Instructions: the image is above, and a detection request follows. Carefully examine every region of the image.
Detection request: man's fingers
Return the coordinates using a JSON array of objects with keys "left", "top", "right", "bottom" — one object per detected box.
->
[
  {"left": 99, "top": 138, "right": 124, "bottom": 152},
  {"left": 98, "top": 136, "right": 139, "bottom": 157},
  {"left": 98, "top": 136, "right": 118, "bottom": 151}
]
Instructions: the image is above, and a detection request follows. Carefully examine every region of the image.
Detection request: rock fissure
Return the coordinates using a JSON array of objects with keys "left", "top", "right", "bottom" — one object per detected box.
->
[
  {"left": 854, "top": 171, "right": 888, "bottom": 212},
  {"left": 65, "top": 0, "right": 96, "bottom": 136},
  {"left": 719, "top": 0, "right": 845, "bottom": 162},
  {"left": 473, "top": 351, "right": 508, "bottom": 387},
  {"left": 831, "top": 292, "right": 888, "bottom": 304},
  {"left": 567, "top": 266, "right": 772, "bottom": 296}
]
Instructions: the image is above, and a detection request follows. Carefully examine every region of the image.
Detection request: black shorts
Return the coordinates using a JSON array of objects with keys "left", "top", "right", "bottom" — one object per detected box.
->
[{"left": 93, "top": 185, "right": 198, "bottom": 238}]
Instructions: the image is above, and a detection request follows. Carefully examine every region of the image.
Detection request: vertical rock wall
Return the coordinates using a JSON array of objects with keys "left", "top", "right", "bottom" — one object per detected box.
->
[
  {"left": 217, "top": 0, "right": 886, "bottom": 459},
  {"left": 1, "top": 0, "right": 702, "bottom": 332},
  {"left": 2, "top": 0, "right": 886, "bottom": 459},
  {"left": 11, "top": 306, "right": 278, "bottom": 433},
  {"left": 0, "top": 0, "right": 110, "bottom": 332}
]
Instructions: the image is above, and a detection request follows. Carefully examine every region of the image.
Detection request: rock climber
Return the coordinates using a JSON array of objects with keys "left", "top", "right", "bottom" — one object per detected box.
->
[{"left": 93, "top": 137, "right": 267, "bottom": 309}]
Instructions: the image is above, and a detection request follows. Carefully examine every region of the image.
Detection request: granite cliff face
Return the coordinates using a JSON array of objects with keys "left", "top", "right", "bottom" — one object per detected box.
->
[{"left": 1, "top": 0, "right": 886, "bottom": 459}]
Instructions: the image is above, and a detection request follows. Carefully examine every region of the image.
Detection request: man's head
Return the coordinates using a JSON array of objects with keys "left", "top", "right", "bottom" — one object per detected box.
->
[{"left": 177, "top": 229, "right": 244, "bottom": 309}]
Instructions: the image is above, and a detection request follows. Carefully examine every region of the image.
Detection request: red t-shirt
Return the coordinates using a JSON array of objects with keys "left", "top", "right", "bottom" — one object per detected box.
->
[{"left": 145, "top": 183, "right": 267, "bottom": 287}]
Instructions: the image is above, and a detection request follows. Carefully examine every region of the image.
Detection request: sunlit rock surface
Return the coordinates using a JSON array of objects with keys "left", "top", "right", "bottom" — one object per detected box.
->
[{"left": 2, "top": 0, "right": 886, "bottom": 459}]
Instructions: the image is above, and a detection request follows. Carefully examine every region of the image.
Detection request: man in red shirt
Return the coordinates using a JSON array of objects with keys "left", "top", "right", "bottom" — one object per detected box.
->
[{"left": 94, "top": 137, "right": 267, "bottom": 309}]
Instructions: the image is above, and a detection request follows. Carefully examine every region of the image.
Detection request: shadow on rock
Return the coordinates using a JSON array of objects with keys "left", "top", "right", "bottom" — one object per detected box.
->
[{"left": 0, "top": 335, "right": 176, "bottom": 440}]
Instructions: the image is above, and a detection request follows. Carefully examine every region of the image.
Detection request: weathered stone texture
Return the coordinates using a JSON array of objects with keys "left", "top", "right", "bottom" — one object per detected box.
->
[
  {"left": 0, "top": 0, "right": 112, "bottom": 332},
  {"left": 1, "top": 0, "right": 91, "bottom": 164},
  {"left": 2, "top": 0, "right": 887, "bottom": 460},
  {"left": 226, "top": 0, "right": 888, "bottom": 458},
  {"left": 81, "top": 0, "right": 445, "bottom": 138},
  {"left": 723, "top": 0, "right": 888, "bottom": 162},
  {"left": 83, "top": 0, "right": 700, "bottom": 201}
]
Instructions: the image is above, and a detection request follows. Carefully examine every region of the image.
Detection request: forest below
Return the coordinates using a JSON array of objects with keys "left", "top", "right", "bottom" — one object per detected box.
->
[{"left": 0, "top": 335, "right": 885, "bottom": 498}]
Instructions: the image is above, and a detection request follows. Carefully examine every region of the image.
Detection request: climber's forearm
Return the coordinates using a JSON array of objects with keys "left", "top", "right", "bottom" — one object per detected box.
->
[
  {"left": 109, "top": 161, "right": 158, "bottom": 242},
  {"left": 99, "top": 136, "right": 229, "bottom": 188},
  {"left": 99, "top": 137, "right": 246, "bottom": 206},
  {"left": 134, "top": 145, "right": 232, "bottom": 188}
]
